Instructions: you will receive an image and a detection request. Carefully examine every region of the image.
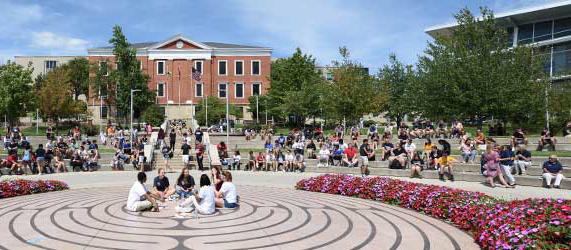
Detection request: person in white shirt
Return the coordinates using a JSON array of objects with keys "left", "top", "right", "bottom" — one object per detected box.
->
[
  {"left": 126, "top": 172, "right": 160, "bottom": 212},
  {"left": 215, "top": 171, "right": 238, "bottom": 208},
  {"left": 404, "top": 139, "right": 417, "bottom": 159},
  {"left": 318, "top": 147, "right": 330, "bottom": 167},
  {"left": 175, "top": 174, "right": 216, "bottom": 215},
  {"left": 285, "top": 150, "right": 295, "bottom": 171}
]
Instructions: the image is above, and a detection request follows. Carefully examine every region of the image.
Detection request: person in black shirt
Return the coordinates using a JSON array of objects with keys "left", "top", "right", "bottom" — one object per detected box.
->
[
  {"left": 537, "top": 128, "right": 556, "bottom": 151},
  {"left": 176, "top": 167, "right": 196, "bottom": 198},
  {"left": 511, "top": 128, "right": 528, "bottom": 147},
  {"left": 169, "top": 130, "right": 176, "bottom": 151},
  {"left": 306, "top": 140, "right": 317, "bottom": 159},
  {"left": 359, "top": 139, "right": 373, "bottom": 176},
  {"left": 438, "top": 139, "right": 451, "bottom": 155},
  {"left": 389, "top": 143, "right": 407, "bottom": 169},
  {"left": 152, "top": 168, "right": 174, "bottom": 201},
  {"left": 428, "top": 145, "right": 442, "bottom": 170},
  {"left": 410, "top": 152, "right": 424, "bottom": 178},
  {"left": 35, "top": 144, "right": 46, "bottom": 175},
  {"left": 514, "top": 146, "right": 532, "bottom": 175},
  {"left": 380, "top": 138, "right": 394, "bottom": 161},
  {"left": 181, "top": 140, "right": 192, "bottom": 168},
  {"left": 195, "top": 129, "right": 203, "bottom": 143}
]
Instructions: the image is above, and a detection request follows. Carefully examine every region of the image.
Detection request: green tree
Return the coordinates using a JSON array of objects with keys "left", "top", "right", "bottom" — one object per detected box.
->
[
  {"left": 108, "top": 25, "right": 155, "bottom": 120},
  {"left": 142, "top": 104, "right": 165, "bottom": 127},
  {"left": 378, "top": 53, "right": 416, "bottom": 125},
  {"left": 38, "top": 67, "right": 87, "bottom": 131},
  {"left": 548, "top": 85, "right": 571, "bottom": 134},
  {"left": 266, "top": 48, "right": 325, "bottom": 125},
  {"left": 0, "top": 62, "right": 35, "bottom": 125},
  {"left": 195, "top": 96, "right": 242, "bottom": 126},
  {"left": 64, "top": 58, "right": 90, "bottom": 100},
  {"left": 326, "top": 47, "right": 386, "bottom": 124},
  {"left": 415, "top": 7, "right": 547, "bottom": 128}
]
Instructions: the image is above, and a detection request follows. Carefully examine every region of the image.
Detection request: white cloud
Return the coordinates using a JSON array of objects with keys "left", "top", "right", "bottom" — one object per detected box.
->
[{"left": 30, "top": 32, "right": 89, "bottom": 51}]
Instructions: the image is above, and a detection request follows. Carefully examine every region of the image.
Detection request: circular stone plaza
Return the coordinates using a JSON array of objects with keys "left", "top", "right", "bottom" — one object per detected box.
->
[{"left": 1, "top": 168, "right": 570, "bottom": 250}]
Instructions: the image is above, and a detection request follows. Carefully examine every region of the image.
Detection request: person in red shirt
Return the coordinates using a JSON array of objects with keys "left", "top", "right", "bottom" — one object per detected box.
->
[
  {"left": 255, "top": 152, "right": 265, "bottom": 171},
  {"left": 217, "top": 141, "right": 228, "bottom": 158},
  {"left": 2, "top": 151, "right": 21, "bottom": 174},
  {"left": 342, "top": 143, "right": 359, "bottom": 168}
]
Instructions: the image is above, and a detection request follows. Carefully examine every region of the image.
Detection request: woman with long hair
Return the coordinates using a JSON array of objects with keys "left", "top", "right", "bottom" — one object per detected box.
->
[
  {"left": 215, "top": 171, "right": 238, "bottom": 208},
  {"left": 211, "top": 165, "right": 223, "bottom": 191},
  {"left": 175, "top": 174, "right": 216, "bottom": 215},
  {"left": 483, "top": 144, "right": 512, "bottom": 188},
  {"left": 176, "top": 167, "right": 195, "bottom": 199}
]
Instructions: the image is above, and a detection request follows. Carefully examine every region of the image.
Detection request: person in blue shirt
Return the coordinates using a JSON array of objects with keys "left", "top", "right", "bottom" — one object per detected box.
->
[
  {"left": 264, "top": 140, "right": 273, "bottom": 153},
  {"left": 542, "top": 155, "right": 565, "bottom": 188},
  {"left": 499, "top": 145, "right": 516, "bottom": 186},
  {"left": 332, "top": 145, "right": 344, "bottom": 166},
  {"left": 278, "top": 134, "right": 286, "bottom": 147}
]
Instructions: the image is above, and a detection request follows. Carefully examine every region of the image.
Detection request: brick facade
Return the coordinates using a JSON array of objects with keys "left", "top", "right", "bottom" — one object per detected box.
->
[{"left": 87, "top": 35, "right": 271, "bottom": 121}]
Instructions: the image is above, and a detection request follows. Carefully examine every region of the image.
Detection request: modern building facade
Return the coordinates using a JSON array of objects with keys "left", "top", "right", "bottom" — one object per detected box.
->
[
  {"left": 87, "top": 34, "right": 271, "bottom": 122},
  {"left": 426, "top": 1, "right": 571, "bottom": 86},
  {"left": 14, "top": 56, "right": 86, "bottom": 80}
]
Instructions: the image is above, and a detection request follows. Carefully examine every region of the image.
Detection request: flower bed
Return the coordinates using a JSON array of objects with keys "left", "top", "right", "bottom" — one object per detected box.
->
[
  {"left": 296, "top": 174, "right": 570, "bottom": 249},
  {"left": 0, "top": 179, "right": 69, "bottom": 199}
]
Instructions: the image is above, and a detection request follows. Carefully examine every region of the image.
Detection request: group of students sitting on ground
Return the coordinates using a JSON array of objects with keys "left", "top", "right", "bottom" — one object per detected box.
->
[{"left": 127, "top": 166, "right": 238, "bottom": 214}]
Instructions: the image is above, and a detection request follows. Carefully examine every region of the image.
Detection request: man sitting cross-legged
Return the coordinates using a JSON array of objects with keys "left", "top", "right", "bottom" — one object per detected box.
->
[{"left": 127, "top": 172, "right": 161, "bottom": 212}]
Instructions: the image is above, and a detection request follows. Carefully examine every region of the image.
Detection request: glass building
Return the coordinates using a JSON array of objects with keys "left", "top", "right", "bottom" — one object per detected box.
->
[{"left": 425, "top": 1, "right": 571, "bottom": 86}]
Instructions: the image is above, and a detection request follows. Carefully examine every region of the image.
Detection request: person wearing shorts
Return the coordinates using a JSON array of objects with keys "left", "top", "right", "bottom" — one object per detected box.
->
[
  {"left": 215, "top": 171, "right": 239, "bottom": 208},
  {"left": 359, "top": 139, "right": 373, "bottom": 176}
]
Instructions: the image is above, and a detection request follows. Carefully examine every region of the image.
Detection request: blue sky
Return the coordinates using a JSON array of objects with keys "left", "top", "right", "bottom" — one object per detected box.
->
[{"left": 0, "top": 0, "right": 563, "bottom": 72}]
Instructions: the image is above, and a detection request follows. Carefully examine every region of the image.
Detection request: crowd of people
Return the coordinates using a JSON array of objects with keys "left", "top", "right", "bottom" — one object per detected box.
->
[{"left": 1, "top": 126, "right": 102, "bottom": 175}]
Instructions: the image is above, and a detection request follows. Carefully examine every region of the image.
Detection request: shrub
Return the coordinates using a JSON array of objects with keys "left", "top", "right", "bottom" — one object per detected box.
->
[
  {"left": 0, "top": 179, "right": 69, "bottom": 199},
  {"left": 296, "top": 174, "right": 570, "bottom": 249}
]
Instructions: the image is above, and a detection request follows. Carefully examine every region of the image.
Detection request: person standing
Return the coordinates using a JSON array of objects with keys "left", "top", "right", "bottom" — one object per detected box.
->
[
  {"left": 181, "top": 140, "right": 191, "bottom": 169},
  {"left": 195, "top": 142, "right": 205, "bottom": 171},
  {"left": 194, "top": 128, "right": 203, "bottom": 143},
  {"left": 169, "top": 129, "right": 177, "bottom": 152}
]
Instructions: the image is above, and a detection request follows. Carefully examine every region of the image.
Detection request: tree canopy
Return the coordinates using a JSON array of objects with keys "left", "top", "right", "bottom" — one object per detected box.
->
[
  {"left": 413, "top": 7, "right": 548, "bottom": 128},
  {"left": 0, "top": 62, "right": 35, "bottom": 125}
]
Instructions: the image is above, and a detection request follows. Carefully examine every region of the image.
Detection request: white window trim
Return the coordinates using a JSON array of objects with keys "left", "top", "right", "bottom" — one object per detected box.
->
[
  {"left": 156, "top": 60, "right": 166, "bottom": 75},
  {"left": 218, "top": 60, "right": 227, "bottom": 76},
  {"left": 98, "top": 61, "right": 108, "bottom": 76},
  {"left": 195, "top": 82, "right": 203, "bottom": 97},
  {"left": 252, "top": 82, "right": 262, "bottom": 96},
  {"left": 235, "top": 82, "right": 244, "bottom": 99},
  {"left": 218, "top": 82, "right": 228, "bottom": 98},
  {"left": 235, "top": 60, "right": 244, "bottom": 76},
  {"left": 251, "top": 60, "right": 261, "bottom": 75},
  {"left": 194, "top": 60, "right": 204, "bottom": 75},
  {"left": 157, "top": 82, "right": 165, "bottom": 97}
]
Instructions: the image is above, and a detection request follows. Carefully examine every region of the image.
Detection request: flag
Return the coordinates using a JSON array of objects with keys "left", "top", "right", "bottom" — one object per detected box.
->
[{"left": 192, "top": 67, "right": 202, "bottom": 82}]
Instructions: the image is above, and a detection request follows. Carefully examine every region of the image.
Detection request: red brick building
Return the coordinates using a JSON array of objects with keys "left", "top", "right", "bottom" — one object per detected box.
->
[{"left": 87, "top": 34, "right": 271, "bottom": 121}]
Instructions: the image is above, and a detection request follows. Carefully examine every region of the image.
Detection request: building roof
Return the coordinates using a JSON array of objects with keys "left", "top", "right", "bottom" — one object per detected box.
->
[
  {"left": 426, "top": 0, "right": 571, "bottom": 38},
  {"left": 90, "top": 40, "right": 266, "bottom": 50}
]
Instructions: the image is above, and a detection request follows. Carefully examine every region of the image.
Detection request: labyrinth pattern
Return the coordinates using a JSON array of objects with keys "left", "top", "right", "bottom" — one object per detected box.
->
[{"left": 0, "top": 186, "right": 479, "bottom": 250}]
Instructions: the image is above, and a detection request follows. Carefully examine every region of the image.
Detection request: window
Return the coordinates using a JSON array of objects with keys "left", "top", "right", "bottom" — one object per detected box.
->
[
  {"left": 553, "top": 41, "right": 571, "bottom": 76},
  {"left": 156, "top": 60, "right": 165, "bottom": 75},
  {"left": 195, "top": 82, "right": 203, "bottom": 97},
  {"left": 157, "top": 82, "right": 165, "bottom": 97},
  {"left": 100, "top": 106, "right": 108, "bottom": 119},
  {"left": 506, "top": 27, "right": 515, "bottom": 47},
  {"left": 252, "top": 82, "right": 261, "bottom": 96},
  {"left": 99, "top": 61, "right": 108, "bottom": 76},
  {"left": 218, "top": 83, "right": 227, "bottom": 98},
  {"left": 235, "top": 60, "right": 244, "bottom": 75},
  {"left": 517, "top": 23, "right": 534, "bottom": 45},
  {"left": 137, "top": 60, "right": 142, "bottom": 70},
  {"left": 326, "top": 72, "right": 334, "bottom": 81},
  {"left": 194, "top": 61, "right": 203, "bottom": 74},
  {"left": 45, "top": 60, "right": 57, "bottom": 72},
  {"left": 218, "top": 60, "right": 227, "bottom": 75},
  {"left": 555, "top": 17, "right": 571, "bottom": 38},
  {"left": 534, "top": 21, "right": 553, "bottom": 42},
  {"left": 235, "top": 83, "right": 244, "bottom": 98},
  {"left": 252, "top": 60, "right": 261, "bottom": 75}
]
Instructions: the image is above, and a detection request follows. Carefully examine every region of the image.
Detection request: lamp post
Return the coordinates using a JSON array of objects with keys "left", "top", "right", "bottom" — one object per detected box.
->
[
  {"left": 256, "top": 95, "right": 259, "bottom": 124},
  {"left": 130, "top": 89, "right": 141, "bottom": 142},
  {"left": 226, "top": 83, "right": 231, "bottom": 147}
]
